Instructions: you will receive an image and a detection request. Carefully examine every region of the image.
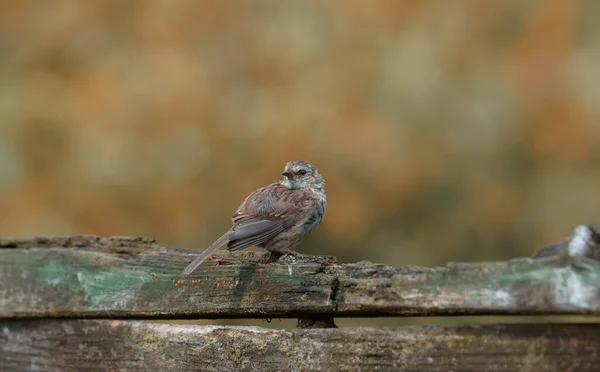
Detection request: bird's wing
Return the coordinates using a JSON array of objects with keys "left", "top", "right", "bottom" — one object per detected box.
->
[{"left": 226, "top": 183, "right": 305, "bottom": 252}]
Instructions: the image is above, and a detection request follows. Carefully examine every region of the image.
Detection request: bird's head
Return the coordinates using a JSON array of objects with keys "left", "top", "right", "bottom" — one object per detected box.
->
[{"left": 281, "top": 160, "right": 325, "bottom": 194}]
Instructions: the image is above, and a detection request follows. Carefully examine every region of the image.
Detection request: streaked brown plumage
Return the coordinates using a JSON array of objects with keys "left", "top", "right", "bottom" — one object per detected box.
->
[{"left": 181, "top": 160, "right": 326, "bottom": 276}]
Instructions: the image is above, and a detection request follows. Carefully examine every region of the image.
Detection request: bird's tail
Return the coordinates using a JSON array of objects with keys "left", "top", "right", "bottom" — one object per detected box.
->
[{"left": 181, "top": 232, "right": 229, "bottom": 276}]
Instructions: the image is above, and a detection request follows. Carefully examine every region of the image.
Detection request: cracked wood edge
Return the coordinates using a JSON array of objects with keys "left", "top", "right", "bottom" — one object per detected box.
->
[{"left": 0, "top": 235, "right": 599, "bottom": 318}]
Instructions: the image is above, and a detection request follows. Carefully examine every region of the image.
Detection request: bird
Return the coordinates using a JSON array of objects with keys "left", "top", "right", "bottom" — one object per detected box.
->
[
  {"left": 533, "top": 224, "right": 600, "bottom": 261},
  {"left": 181, "top": 160, "right": 327, "bottom": 276}
]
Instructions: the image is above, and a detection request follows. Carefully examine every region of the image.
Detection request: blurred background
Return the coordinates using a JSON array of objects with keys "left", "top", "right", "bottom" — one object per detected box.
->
[{"left": 1, "top": 2, "right": 599, "bottom": 278}]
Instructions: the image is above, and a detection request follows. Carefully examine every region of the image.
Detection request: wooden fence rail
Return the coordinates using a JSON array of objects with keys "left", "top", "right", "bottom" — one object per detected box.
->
[
  {"left": 2, "top": 321, "right": 599, "bottom": 372},
  {"left": 1, "top": 229, "right": 599, "bottom": 371}
]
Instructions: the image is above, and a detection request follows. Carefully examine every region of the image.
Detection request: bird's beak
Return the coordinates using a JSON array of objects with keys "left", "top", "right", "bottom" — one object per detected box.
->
[{"left": 282, "top": 170, "right": 294, "bottom": 179}]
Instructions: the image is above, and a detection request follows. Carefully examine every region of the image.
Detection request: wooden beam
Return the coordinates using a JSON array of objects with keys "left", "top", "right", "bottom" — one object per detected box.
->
[
  {"left": 1, "top": 320, "right": 598, "bottom": 372},
  {"left": 1, "top": 235, "right": 599, "bottom": 319}
]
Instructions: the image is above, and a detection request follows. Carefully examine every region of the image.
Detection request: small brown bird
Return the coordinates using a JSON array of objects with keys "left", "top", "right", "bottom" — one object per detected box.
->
[{"left": 181, "top": 160, "right": 327, "bottom": 276}]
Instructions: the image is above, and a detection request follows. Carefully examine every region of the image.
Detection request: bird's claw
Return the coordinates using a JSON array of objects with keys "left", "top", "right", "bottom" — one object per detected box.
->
[
  {"left": 265, "top": 251, "right": 298, "bottom": 263},
  {"left": 280, "top": 251, "right": 298, "bottom": 260}
]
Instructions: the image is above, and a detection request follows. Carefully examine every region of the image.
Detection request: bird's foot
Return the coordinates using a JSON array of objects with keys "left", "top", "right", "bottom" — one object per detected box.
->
[
  {"left": 279, "top": 251, "right": 298, "bottom": 260},
  {"left": 265, "top": 251, "right": 297, "bottom": 264}
]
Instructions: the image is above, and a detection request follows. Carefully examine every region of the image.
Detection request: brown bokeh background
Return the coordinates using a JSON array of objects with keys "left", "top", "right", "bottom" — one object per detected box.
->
[{"left": 1, "top": 1, "right": 600, "bottom": 272}]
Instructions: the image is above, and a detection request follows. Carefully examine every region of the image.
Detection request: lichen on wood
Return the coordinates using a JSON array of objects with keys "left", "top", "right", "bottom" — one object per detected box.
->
[{"left": 0, "top": 235, "right": 599, "bottom": 319}]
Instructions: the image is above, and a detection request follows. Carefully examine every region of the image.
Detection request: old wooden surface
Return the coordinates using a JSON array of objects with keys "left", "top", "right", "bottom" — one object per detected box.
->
[
  {"left": 1, "top": 320, "right": 598, "bottom": 372},
  {"left": 1, "top": 235, "right": 599, "bottom": 319}
]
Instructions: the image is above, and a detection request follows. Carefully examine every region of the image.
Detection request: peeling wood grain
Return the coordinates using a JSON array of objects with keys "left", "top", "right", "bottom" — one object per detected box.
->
[
  {"left": 1, "top": 320, "right": 598, "bottom": 372},
  {"left": 0, "top": 235, "right": 599, "bottom": 319}
]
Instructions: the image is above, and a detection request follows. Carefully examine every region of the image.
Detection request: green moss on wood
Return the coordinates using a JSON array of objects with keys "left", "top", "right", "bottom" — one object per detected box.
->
[{"left": 0, "top": 235, "right": 599, "bottom": 319}]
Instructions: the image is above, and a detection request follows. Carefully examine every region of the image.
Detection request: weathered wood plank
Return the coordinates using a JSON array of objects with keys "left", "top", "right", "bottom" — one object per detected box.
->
[
  {"left": 1, "top": 320, "right": 598, "bottom": 372},
  {"left": 1, "top": 235, "right": 599, "bottom": 318}
]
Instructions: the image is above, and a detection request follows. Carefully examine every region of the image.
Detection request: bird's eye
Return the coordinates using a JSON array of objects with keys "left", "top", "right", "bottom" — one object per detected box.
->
[{"left": 296, "top": 169, "right": 307, "bottom": 176}]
